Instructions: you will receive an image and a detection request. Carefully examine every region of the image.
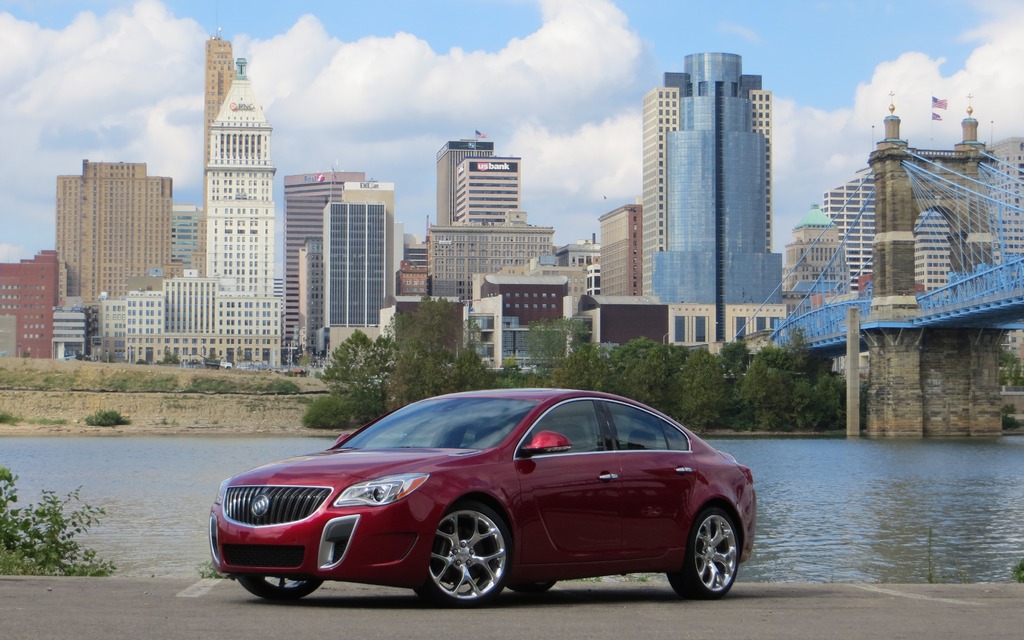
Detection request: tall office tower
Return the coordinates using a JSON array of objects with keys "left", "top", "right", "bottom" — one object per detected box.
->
[
  {"left": 282, "top": 171, "right": 365, "bottom": 346},
  {"left": 983, "top": 138, "right": 1024, "bottom": 256},
  {"left": 324, "top": 182, "right": 396, "bottom": 328},
  {"left": 171, "top": 203, "right": 202, "bottom": 269},
  {"left": 821, "top": 167, "right": 875, "bottom": 290},
  {"left": 598, "top": 203, "right": 643, "bottom": 297},
  {"left": 297, "top": 236, "right": 324, "bottom": 353},
  {"left": 205, "top": 58, "right": 276, "bottom": 297},
  {"left": 452, "top": 156, "right": 521, "bottom": 225},
  {"left": 56, "top": 160, "right": 173, "bottom": 305},
  {"left": 914, "top": 209, "right": 951, "bottom": 291},
  {"left": 198, "top": 35, "right": 236, "bottom": 276},
  {"left": 642, "top": 52, "right": 773, "bottom": 296},
  {"left": 0, "top": 250, "right": 60, "bottom": 359},
  {"left": 429, "top": 211, "right": 555, "bottom": 300},
  {"left": 782, "top": 204, "right": 847, "bottom": 314},
  {"left": 436, "top": 139, "right": 495, "bottom": 226},
  {"left": 642, "top": 53, "right": 781, "bottom": 343}
]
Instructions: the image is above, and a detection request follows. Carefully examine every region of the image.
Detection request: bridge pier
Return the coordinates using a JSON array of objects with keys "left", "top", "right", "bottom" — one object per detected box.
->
[{"left": 865, "top": 327, "right": 1003, "bottom": 436}]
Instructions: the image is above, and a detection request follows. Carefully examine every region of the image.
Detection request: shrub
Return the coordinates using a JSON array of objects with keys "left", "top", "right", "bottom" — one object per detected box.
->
[
  {"left": 84, "top": 410, "right": 131, "bottom": 427},
  {"left": 1014, "top": 558, "right": 1024, "bottom": 583},
  {"left": 302, "top": 394, "right": 355, "bottom": 430},
  {"left": 1001, "top": 405, "right": 1021, "bottom": 430},
  {"left": 0, "top": 411, "right": 17, "bottom": 425},
  {"left": 0, "top": 466, "right": 114, "bottom": 576}
]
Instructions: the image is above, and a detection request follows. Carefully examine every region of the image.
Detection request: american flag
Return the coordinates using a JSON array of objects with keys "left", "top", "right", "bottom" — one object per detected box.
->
[
  {"left": 475, "top": 129, "right": 488, "bottom": 139},
  {"left": 932, "top": 112, "right": 942, "bottom": 121},
  {"left": 932, "top": 96, "right": 948, "bottom": 110}
]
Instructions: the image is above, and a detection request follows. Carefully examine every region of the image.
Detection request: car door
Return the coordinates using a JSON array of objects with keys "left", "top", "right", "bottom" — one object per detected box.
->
[
  {"left": 603, "top": 400, "right": 698, "bottom": 560},
  {"left": 514, "top": 399, "right": 622, "bottom": 565}
]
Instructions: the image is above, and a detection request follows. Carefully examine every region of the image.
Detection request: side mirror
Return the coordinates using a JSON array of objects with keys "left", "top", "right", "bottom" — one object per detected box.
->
[
  {"left": 520, "top": 430, "right": 572, "bottom": 457},
  {"left": 332, "top": 432, "right": 354, "bottom": 447}
]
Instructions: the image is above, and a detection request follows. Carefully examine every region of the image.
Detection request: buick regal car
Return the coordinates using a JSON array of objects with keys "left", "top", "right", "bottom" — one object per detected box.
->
[{"left": 209, "top": 388, "right": 756, "bottom": 607}]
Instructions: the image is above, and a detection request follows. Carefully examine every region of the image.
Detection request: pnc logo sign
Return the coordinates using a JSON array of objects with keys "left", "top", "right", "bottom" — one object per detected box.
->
[{"left": 230, "top": 103, "right": 256, "bottom": 111}]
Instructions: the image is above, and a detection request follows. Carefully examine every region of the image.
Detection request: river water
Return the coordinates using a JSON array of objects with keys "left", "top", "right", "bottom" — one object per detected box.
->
[{"left": 1, "top": 435, "right": 1022, "bottom": 583}]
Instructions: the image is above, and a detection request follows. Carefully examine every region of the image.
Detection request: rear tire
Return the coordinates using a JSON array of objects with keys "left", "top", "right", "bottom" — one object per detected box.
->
[
  {"left": 667, "top": 507, "right": 739, "bottom": 599},
  {"left": 236, "top": 575, "right": 323, "bottom": 600},
  {"left": 416, "top": 501, "right": 511, "bottom": 607}
]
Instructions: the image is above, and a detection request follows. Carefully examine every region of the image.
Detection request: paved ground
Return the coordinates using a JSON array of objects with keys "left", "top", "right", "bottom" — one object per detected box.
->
[{"left": 2, "top": 577, "right": 1020, "bottom": 640}]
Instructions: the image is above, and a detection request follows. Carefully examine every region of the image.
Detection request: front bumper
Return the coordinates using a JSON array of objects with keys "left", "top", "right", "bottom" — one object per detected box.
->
[{"left": 209, "top": 492, "right": 438, "bottom": 587}]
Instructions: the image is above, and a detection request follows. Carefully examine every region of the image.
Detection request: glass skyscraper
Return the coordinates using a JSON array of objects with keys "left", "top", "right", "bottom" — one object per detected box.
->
[{"left": 647, "top": 53, "right": 782, "bottom": 342}]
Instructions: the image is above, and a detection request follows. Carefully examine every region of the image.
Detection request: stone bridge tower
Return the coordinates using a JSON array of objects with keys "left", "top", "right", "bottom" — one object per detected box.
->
[{"left": 863, "top": 103, "right": 1002, "bottom": 436}]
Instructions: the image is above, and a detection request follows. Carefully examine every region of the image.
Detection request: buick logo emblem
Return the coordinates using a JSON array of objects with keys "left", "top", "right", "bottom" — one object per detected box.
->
[{"left": 251, "top": 494, "right": 271, "bottom": 517}]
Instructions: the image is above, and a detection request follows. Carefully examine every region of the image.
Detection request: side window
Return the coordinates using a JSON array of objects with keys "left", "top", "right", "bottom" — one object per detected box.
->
[
  {"left": 607, "top": 402, "right": 688, "bottom": 451},
  {"left": 531, "top": 400, "right": 604, "bottom": 453}
]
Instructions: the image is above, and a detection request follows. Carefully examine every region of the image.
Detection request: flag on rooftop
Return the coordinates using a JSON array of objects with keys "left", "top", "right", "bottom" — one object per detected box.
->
[
  {"left": 932, "top": 96, "right": 948, "bottom": 110},
  {"left": 932, "top": 112, "right": 942, "bottom": 121},
  {"left": 475, "top": 130, "right": 488, "bottom": 139}
]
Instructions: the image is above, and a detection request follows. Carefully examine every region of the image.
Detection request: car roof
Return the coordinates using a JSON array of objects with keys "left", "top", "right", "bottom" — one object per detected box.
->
[{"left": 432, "top": 388, "right": 637, "bottom": 405}]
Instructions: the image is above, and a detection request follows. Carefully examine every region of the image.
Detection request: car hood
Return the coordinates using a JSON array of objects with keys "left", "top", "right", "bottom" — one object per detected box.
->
[{"left": 229, "top": 448, "right": 481, "bottom": 487}]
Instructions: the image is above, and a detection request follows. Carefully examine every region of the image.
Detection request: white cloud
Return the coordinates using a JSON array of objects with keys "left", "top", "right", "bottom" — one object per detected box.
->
[
  {"left": 770, "top": 9, "right": 1024, "bottom": 248},
  {"left": 3, "top": 0, "right": 1024, "bottom": 273}
]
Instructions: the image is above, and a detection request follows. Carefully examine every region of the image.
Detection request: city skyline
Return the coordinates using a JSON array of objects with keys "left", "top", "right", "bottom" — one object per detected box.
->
[{"left": 3, "top": 0, "right": 1023, "bottom": 273}]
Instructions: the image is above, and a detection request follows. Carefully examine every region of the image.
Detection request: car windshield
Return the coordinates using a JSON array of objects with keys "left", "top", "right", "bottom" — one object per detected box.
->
[{"left": 340, "top": 397, "right": 539, "bottom": 450}]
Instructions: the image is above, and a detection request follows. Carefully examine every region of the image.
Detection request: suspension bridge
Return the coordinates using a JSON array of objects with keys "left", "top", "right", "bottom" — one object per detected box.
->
[{"left": 772, "top": 105, "right": 1024, "bottom": 437}]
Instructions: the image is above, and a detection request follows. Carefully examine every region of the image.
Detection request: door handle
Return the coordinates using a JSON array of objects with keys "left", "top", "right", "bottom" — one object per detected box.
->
[
  {"left": 675, "top": 467, "right": 694, "bottom": 475},
  {"left": 598, "top": 472, "right": 619, "bottom": 482}
]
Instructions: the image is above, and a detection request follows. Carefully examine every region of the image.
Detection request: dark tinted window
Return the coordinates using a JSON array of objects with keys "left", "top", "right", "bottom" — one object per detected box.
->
[
  {"left": 530, "top": 400, "right": 604, "bottom": 453},
  {"left": 607, "top": 402, "right": 689, "bottom": 451}
]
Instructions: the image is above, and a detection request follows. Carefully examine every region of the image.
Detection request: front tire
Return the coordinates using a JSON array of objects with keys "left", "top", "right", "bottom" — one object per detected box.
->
[
  {"left": 416, "top": 501, "right": 511, "bottom": 607},
  {"left": 236, "top": 575, "right": 323, "bottom": 600},
  {"left": 667, "top": 507, "right": 739, "bottom": 599}
]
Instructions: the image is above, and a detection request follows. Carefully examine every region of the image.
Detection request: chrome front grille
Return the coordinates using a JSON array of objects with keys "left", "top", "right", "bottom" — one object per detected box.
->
[{"left": 224, "top": 485, "right": 331, "bottom": 526}]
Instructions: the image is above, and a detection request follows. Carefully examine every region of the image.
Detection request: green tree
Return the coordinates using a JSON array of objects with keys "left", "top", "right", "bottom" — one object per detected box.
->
[
  {"left": 720, "top": 340, "right": 750, "bottom": 379},
  {"left": 549, "top": 342, "right": 611, "bottom": 391},
  {"left": 319, "top": 330, "right": 394, "bottom": 425},
  {"left": 677, "top": 349, "right": 729, "bottom": 430},
  {"left": 738, "top": 346, "right": 796, "bottom": 430},
  {"left": 524, "top": 318, "right": 588, "bottom": 376},
  {"left": 605, "top": 338, "right": 688, "bottom": 416},
  {"left": 388, "top": 297, "right": 492, "bottom": 406}
]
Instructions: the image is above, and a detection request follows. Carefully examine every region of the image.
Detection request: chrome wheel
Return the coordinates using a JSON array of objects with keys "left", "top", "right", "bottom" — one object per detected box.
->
[
  {"left": 668, "top": 507, "right": 739, "bottom": 599},
  {"left": 421, "top": 503, "right": 510, "bottom": 606},
  {"left": 236, "top": 575, "right": 323, "bottom": 600}
]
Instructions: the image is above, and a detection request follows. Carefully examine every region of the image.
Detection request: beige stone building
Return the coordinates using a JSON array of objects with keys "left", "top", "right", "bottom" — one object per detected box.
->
[
  {"left": 56, "top": 160, "right": 173, "bottom": 305},
  {"left": 429, "top": 211, "right": 554, "bottom": 301},
  {"left": 197, "top": 35, "right": 236, "bottom": 276},
  {"left": 598, "top": 203, "right": 643, "bottom": 297}
]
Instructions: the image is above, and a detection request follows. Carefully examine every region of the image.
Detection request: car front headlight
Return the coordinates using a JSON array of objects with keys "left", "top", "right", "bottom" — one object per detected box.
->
[{"left": 334, "top": 473, "right": 430, "bottom": 507}]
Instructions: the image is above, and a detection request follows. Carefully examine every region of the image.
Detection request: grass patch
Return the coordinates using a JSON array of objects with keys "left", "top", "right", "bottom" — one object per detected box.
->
[
  {"left": 84, "top": 410, "right": 131, "bottom": 427},
  {"left": 0, "top": 411, "right": 18, "bottom": 425},
  {"left": 197, "top": 561, "right": 226, "bottom": 579},
  {"left": 27, "top": 418, "right": 68, "bottom": 426}
]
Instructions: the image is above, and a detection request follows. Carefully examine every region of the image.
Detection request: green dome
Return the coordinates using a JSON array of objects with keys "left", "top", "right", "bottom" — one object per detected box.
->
[{"left": 796, "top": 204, "right": 833, "bottom": 229}]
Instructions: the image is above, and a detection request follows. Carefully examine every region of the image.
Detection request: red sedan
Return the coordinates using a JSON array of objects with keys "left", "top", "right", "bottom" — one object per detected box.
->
[{"left": 209, "top": 389, "right": 756, "bottom": 606}]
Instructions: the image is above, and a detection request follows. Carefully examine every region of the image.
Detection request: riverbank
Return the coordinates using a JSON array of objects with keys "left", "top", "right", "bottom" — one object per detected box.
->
[{"left": 0, "top": 357, "right": 329, "bottom": 437}]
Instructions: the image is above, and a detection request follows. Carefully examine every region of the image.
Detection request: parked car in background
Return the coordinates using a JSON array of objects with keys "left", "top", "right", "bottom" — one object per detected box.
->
[{"left": 209, "top": 388, "right": 756, "bottom": 607}]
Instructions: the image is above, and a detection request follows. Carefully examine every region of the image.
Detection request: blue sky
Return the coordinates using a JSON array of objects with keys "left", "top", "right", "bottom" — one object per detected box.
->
[{"left": 1, "top": 0, "right": 1021, "bottom": 268}]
